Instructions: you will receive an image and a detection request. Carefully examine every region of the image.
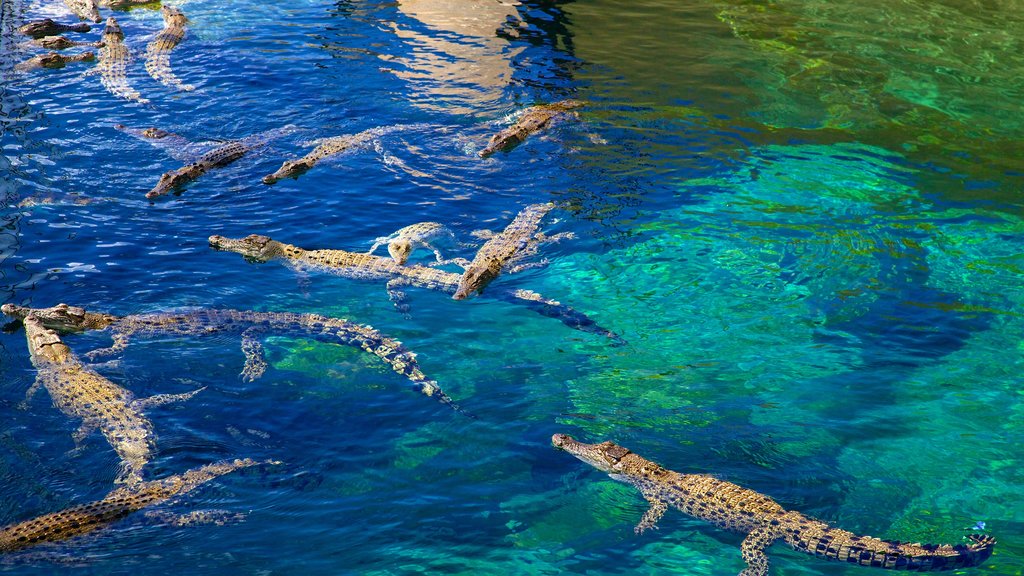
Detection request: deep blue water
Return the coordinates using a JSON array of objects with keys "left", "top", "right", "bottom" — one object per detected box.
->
[{"left": 1, "top": 0, "right": 1022, "bottom": 574}]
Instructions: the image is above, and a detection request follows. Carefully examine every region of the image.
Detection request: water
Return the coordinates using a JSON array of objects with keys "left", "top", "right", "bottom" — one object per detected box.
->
[{"left": 1, "top": 0, "right": 1022, "bottom": 573}]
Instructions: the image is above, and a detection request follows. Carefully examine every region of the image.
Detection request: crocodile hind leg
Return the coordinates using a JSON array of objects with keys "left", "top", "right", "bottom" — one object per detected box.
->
[
  {"left": 84, "top": 331, "right": 130, "bottom": 360},
  {"left": 71, "top": 419, "right": 99, "bottom": 451},
  {"left": 239, "top": 327, "right": 268, "bottom": 382},
  {"left": 738, "top": 524, "right": 780, "bottom": 576},
  {"left": 18, "top": 377, "right": 45, "bottom": 409},
  {"left": 132, "top": 386, "right": 206, "bottom": 411},
  {"left": 386, "top": 278, "right": 413, "bottom": 318},
  {"left": 145, "top": 509, "right": 247, "bottom": 527}
]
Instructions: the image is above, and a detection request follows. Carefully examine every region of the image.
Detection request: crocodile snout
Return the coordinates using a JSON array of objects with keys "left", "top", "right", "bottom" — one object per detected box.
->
[
  {"left": 208, "top": 235, "right": 225, "bottom": 247},
  {"left": 551, "top": 434, "right": 573, "bottom": 448}
]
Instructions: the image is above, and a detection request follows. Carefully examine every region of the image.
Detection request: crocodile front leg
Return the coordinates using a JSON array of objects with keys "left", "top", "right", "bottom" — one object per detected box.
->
[
  {"left": 239, "top": 327, "right": 268, "bottom": 382},
  {"left": 507, "top": 259, "right": 551, "bottom": 274},
  {"left": 628, "top": 478, "right": 668, "bottom": 534},
  {"left": 431, "top": 257, "right": 471, "bottom": 269},
  {"left": 738, "top": 524, "right": 780, "bottom": 576}
]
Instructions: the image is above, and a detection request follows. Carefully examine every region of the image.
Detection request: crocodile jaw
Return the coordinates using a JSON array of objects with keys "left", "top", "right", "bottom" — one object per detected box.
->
[
  {"left": 552, "top": 434, "right": 623, "bottom": 474},
  {"left": 453, "top": 267, "right": 494, "bottom": 300},
  {"left": 262, "top": 159, "right": 311, "bottom": 185},
  {"left": 208, "top": 234, "right": 278, "bottom": 262}
]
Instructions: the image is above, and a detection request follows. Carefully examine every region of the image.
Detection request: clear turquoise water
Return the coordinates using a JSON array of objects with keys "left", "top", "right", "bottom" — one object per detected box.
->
[{"left": 1, "top": 0, "right": 1022, "bottom": 574}]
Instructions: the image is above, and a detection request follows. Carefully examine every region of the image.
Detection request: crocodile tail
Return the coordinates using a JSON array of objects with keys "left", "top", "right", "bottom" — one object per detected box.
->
[
  {"left": 786, "top": 519, "right": 995, "bottom": 571},
  {"left": 498, "top": 288, "right": 627, "bottom": 346}
]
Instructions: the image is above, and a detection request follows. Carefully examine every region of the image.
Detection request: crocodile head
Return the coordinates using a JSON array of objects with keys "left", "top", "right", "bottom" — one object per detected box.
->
[
  {"left": 552, "top": 434, "right": 632, "bottom": 474},
  {"left": 161, "top": 5, "right": 188, "bottom": 27},
  {"left": 22, "top": 315, "right": 72, "bottom": 364},
  {"left": 36, "top": 52, "right": 67, "bottom": 69},
  {"left": 387, "top": 239, "right": 413, "bottom": 265},
  {"left": 262, "top": 158, "right": 313, "bottom": 185},
  {"left": 146, "top": 165, "right": 200, "bottom": 199},
  {"left": 452, "top": 266, "right": 496, "bottom": 300},
  {"left": 208, "top": 234, "right": 285, "bottom": 262},
  {"left": 102, "top": 17, "right": 123, "bottom": 41},
  {"left": 551, "top": 99, "right": 586, "bottom": 111},
  {"left": 141, "top": 127, "right": 172, "bottom": 139},
  {"left": 1, "top": 303, "right": 117, "bottom": 331}
]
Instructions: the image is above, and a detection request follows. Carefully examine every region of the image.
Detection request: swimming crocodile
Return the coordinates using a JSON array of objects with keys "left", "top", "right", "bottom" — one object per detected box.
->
[
  {"left": 15, "top": 51, "right": 95, "bottom": 72},
  {"left": 552, "top": 434, "right": 996, "bottom": 574},
  {"left": 262, "top": 125, "right": 417, "bottom": 184},
  {"left": 99, "top": 17, "right": 149, "bottom": 104},
  {"left": 17, "top": 315, "right": 203, "bottom": 485},
  {"left": 367, "top": 222, "right": 458, "bottom": 265},
  {"left": 18, "top": 19, "right": 91, "bottom": 38},
  {"left": 144, "top": 5, "right": 194, "bottom": 92},
  {"left": 454, "top": 202, "right": 570, "bottom": 300},
  {"left": 64, "top": 0, "right": 101, "bottom": 23},
  {"left": 30, "top": 35, "right": 103, "bottom": 50},
  {"left": 3, "top": 303, "right": 460, "bottom": 411},
  {"left": 479, "top": 99, "right": 585, "bottom": 157},
  {"left": 114, "top": 123, "right": 212, "bottom": 162},
  {"left": 99, "top": 0, "right": 163, "bottom": 9},
  {"left": 0, "top": 458, "right": 270, "bottom": 553},
  {"left": 207, "top": 234, "right": 625, "bottom": 345}
]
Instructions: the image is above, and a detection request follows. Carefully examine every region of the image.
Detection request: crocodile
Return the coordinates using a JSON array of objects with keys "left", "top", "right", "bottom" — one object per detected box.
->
[
  {"left": 15, "top": 51, "right": 95, "bottom": 72},
  {"left": 30, "top": 35, "right": 104, "bottom": 50},
  {"left": 144, "top": 5, "right": 194, "bottom": 92},
  {"left": 17, "top": 315, "right": 203, "bottom": 485},
  {"left": 367, "top": 222, "right": 458, "bottom": 265},
  {"left": 552, "top": 434, "right": 996, "bottom": 574},
  {"left": 64, "top": 0, "right": 101, "bottom": 23},
  {"left": 0, "top": 458, "right": 270, "bottom": 553},
  {"left": 99, "top": 0, "right": 164, "bottom": 9},
  {"left": 18, "top": 19, "right": 91, "bottom": 38},
  {"left": 114, "top": 123, "right": 214, "bottom": 162},
  {"left": 208, "top": 234, "right": 625, "bottom": 345},
  {"left": 3, "top": 303, "right": 460, "bottom": 412},
  {"left": 454, "top": 202, "right": 570, "bottom": 300},
  {"left": 98, "top": 17, "right": 149, "bottom": 104},
  {"left": 479, "top": 99, "right": 585, "bottom": 157},
  {"left": 262, "top": 125, "right": 418, "bottom": 185},
  {"left": 146, "top": 130, "right": 282, "bottom": 199}
]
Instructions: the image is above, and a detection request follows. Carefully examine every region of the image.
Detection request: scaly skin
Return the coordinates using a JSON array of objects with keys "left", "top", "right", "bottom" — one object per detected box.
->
[
  {"left": 479, "top": 99, "right": 585, "bottom": 157},
  {"left": 31, "top": 35, "right": 104, "bottom": 50},
  {"left": 100, "top": 0, "right": 162, "bottom": 9},
  {"left": 0, "top": 458, "right": 269, "bottom": 553},
  {"left": 552, "top": 435, "right": 996, "bottom": 575},
  {"left": 367, "top": 222, "right": 456, "bottom": 265},
  {"left": 207, "top": 234, "right": 625, "bottom": 345},
  {"left": 144, "top": 6, "right": 194, "bottom": 91},
  {"left": 146, "top": 141, "right": 247, "bottom": 199},
  {"left": 262, "top": 125, "right": 416, "bottom": 184},
  {"left": 99, "top": 17, "right": 149, "bottom": 104},
  {"left": 3, "top": 303, "right": 459, "bottom": 412},
  {"left": 15, "top": 51, "right": 95, "bottom": 72},
  {"left": 454, "top": 202, "right": 555, "bottom": 300},
  {"left": 18, "top": 19, "right": 91, "bottom": 38},
  {"left": 64, "top": 0, "right": 101, "bottom": 23},
  {"left": 146, "top": 127, "right": 295, "bottom": 198},
  {"left": 18, "top": 316, "right": 202, "bottom": 485}
]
